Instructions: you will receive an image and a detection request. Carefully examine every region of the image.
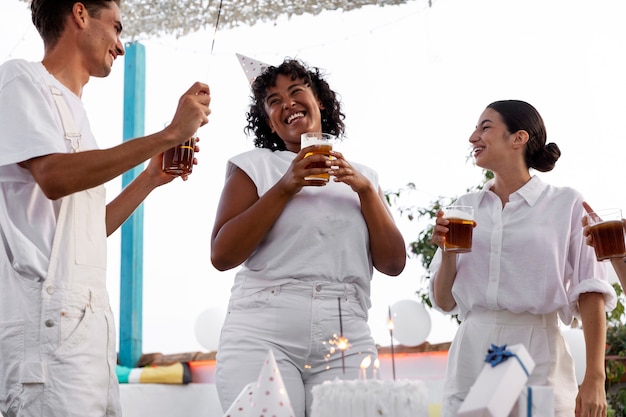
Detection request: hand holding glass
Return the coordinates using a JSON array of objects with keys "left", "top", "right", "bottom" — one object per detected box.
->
[
  {"left": 443, "top": 205, "right": 474, "bottom": 253},
  {"left": 301, "top": 132, "right": 336, "bottom": 181},
  {"left": 162, "top": 137, "right": 196, "bottom": 176},
  {"left": 585, "top": 208, "right": 626, "bottom": 261}
]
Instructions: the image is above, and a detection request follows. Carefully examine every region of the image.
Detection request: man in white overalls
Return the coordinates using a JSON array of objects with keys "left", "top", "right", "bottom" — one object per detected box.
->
[{"left": 0, "top": 1, "right": 212, "bottom": 416}]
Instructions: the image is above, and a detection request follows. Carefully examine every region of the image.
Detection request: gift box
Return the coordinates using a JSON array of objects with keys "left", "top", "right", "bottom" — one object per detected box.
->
[
  {"left": 513, "top": 386, "right": 554, "bottom": 417},
  {"left": 458, "top": 344, "right": 536, "bottom": 417}
]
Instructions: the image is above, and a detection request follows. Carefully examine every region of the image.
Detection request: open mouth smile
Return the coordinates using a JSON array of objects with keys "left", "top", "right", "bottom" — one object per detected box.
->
[{"left": 285, "top": 112, "right": 305, "bottom": 125}]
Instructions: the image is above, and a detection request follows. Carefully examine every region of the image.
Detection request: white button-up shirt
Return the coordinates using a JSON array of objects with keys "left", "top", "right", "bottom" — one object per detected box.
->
[{"left": 429, "top": 176, "right": 617, "bottom": 324}]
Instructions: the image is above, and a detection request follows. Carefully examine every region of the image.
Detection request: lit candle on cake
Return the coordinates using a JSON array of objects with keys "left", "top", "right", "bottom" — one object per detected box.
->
[
  {"left": 388, "top": 305, "right": 396, "bottom": 380},
  {"left": 373, "top": 358, "right": 380, "bottom": 380},
  {"left": 360, "top": 355, "right": 372, "bottom": 380}
]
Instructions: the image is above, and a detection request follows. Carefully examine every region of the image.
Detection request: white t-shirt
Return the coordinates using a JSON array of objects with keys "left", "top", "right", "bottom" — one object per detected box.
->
[
  {"left": 0, "top": 59, "right": 99, "bottom": 280},
  {"left": 226, "top": 148, "right": 378, "bottom": 309},
  {"left": 429, "top": 175, "right": 617, "bottom": 324}
]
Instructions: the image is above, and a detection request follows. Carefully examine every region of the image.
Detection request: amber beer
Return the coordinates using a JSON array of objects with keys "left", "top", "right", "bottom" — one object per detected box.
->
[
  {"left": 162, "top": 137, "right": 195, "bottom": 176},
  {"left": 443, "top": 206, "right": 474, "bottom": 253},
  {"left": 588, "top": 219, "right": 626, "bottom": 261},
  {"left": 301, "top": 132, "right": 336, "bottom": 181}
]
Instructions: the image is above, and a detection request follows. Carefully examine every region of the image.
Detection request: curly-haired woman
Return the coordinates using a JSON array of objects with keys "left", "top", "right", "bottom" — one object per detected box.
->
[{"left": 210, "top": 58, "right": 406, "bottom": 417}]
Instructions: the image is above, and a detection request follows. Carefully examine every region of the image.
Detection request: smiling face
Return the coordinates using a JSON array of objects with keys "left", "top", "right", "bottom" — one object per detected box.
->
[
  {"left": 469, "top": 108, "right": 517, "bottom": 171},
  {"left": 79, "top": 2, "right": 125, "bottom": 78},
  {"left": 263, "top": 74, "right": 324, "bottom": 152}
]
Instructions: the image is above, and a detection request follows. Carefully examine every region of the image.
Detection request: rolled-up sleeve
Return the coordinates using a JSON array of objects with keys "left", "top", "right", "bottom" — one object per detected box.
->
[
  {"left": 565, "top": 203, "right": 617, "bottom": 318},
  {"left": 568, "top": 271, "right": 617, "bottom": 318}
]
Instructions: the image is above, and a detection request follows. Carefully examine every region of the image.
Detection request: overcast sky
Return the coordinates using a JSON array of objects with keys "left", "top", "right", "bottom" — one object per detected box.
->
[{"left": 2, "top": 0, "right": 625, "bottom": 354}]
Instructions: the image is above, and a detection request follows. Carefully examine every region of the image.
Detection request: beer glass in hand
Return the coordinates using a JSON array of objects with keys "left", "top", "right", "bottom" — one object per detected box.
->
[
  {"left": 301, "top": 132, "right": 336, "bottom": 181},
  {"left": 443, "top": 205, "right": 474, "bottom": 253},
  {"left": 585, "top": 208, "right": 626, "bottom": 261}
]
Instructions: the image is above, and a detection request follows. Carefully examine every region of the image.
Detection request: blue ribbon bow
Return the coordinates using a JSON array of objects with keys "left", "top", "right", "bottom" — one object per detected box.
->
[{"left": 484, "top": 344, "right": 530, "bottom": 376}]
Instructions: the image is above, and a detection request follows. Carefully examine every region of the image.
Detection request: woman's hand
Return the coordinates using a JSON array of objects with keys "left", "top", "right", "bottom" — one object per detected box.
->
[
  {"left": 276, "top": 145, "right": 332, "bottom": 195},
  {"left": 581, "top": 201, "right": 597, "bottom": 248},
  {"left": 328, "top": 150, "right": 372, "bottom": 193},
  {"left": 430, "top": 210, "right": 450, "bottom": 249}
]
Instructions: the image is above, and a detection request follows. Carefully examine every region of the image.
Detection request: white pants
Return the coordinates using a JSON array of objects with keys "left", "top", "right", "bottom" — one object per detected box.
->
[
  {"left": 0, "top": 188, "right": 120, "bottom": 417},
  {"left": 441, "top": 309, "right": 577, "bottom": 417},
  {"left": 215, "top": 281, "right": 376, "bottom": 417}
]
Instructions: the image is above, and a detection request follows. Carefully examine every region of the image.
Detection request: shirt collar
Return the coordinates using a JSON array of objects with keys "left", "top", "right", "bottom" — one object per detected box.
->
[{"left": 482, "top": 175, "right": 546, "bottom": 206}]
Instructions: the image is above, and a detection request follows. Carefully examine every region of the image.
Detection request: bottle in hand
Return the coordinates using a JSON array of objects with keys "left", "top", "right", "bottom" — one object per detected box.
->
[{"left": 162, "top": 137, "right": 195, "bottom": 176}]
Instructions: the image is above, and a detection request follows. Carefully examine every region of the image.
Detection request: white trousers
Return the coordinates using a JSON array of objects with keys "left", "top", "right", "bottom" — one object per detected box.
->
[
  {"left": 215, "top": 281, "right": 376, "bottom": 417},
  {"left": 0, "top": 188, "right": 119, "bottom": 417},
  {"left": 441, "top": 309, "right": 577, "bottom": 417}
]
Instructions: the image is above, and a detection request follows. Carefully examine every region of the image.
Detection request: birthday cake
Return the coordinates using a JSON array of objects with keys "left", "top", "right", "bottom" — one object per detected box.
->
[{"left": 310, "top": 379, "right": 429, "bottom": 417}]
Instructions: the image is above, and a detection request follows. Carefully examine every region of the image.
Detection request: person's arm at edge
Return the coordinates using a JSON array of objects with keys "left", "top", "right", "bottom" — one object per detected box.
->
[
  {"left": 610, "top": 257, "right": 626, "bottom": 289},
  {"left": 608, "top": 217, "right": 626, "bottom": 287},
  {"left": 357, "top": 185, "right": 406, "bottom": 276},
  {"left": 575, "top": 292, "right": 608, "bottom": 417},
  {"left": 430, "top": 210, "right": 458, "bottom": 311}
]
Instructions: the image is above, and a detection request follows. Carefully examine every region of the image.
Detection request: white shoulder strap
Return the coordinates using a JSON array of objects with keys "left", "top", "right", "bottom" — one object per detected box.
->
[{"left": 48, "top": 85, "right": 82, "bottom": 153}]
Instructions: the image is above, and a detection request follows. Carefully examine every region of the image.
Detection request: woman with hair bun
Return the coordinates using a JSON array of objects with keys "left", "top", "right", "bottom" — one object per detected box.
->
[{"left": 429, "top": 100, "right": 616, "bottom": 417}]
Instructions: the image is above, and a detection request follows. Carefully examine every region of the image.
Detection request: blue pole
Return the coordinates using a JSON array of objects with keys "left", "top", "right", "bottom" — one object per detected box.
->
[{"left": 119, "top": 41, "right": 145, "bottom": 367}]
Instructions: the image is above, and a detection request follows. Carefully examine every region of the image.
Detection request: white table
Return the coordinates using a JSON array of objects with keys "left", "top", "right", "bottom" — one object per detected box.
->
[
  {"left": 119, "top": 350, "right": 448, "bottom": 417},
  {"left": 120, "top": 383, "right": 223, "bottom": 417}
]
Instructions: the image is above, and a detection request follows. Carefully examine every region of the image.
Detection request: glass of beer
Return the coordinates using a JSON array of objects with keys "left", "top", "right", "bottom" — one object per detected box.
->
[
  {"left": 586, "top": 208, "right": 626, "bottom": 261},
  {"left": 443, "top": 205, "right": 474, "bottom": 253},
  {"left": 162, "top": 137, "right": 195, "bottom": 176},
  {"left": 301, "top": 132, "right": 336, "bottom": 181}
]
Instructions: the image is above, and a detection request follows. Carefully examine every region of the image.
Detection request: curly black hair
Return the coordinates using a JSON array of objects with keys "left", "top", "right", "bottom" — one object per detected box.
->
[{"left": 244, "top": 58, "right": 345, "bottom": 151}]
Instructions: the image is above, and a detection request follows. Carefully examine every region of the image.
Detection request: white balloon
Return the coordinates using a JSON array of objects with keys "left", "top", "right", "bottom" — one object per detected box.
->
[
  {"left": 389, "top": 299, "right": 431, "bottom": 347},
  {"left": 194, "top": 307, "right": 226, "bottom": 352},
  {"left": 562, "top": 327, "right": 586, "bottom": 386}
]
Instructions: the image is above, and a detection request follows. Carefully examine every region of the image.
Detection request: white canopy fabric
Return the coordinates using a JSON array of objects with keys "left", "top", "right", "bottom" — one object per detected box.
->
[{"left": 20, "top": 0, "right": 418, "bottom": 40}]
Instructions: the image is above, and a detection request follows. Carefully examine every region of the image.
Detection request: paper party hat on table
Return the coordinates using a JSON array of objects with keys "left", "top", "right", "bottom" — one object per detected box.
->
[
  {"left": 236, "top": 53, "right": 270, "bottom": 84},
  {"left": 222, "top": 350, "right": 295, "bottom": 417}
]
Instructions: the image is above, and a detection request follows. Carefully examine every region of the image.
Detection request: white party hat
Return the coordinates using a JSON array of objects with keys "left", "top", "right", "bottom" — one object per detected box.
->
[
  {"left": 222, "top": 382, "right": 255, "bottom": 417},
  {"left": 222, "top": 350, "right": 295, "bottom": 417},
  {"left": 236, "top": 53, "right": 270, "bottom": 84}
]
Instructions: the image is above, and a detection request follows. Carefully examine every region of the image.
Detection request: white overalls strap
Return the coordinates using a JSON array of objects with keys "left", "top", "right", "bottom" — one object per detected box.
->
[
  {"left": 49, "top": 85, "right": 82, "bottom": 153},
  {"left": 19, "top": 84, "right": 81, "bottom": 390},
  {"left": 33, "top": 85, "right": 118, "bottom": 416}
]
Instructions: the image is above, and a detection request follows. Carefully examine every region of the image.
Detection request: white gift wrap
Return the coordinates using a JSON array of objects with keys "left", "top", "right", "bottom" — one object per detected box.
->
[
  {"left": 458, "top": 344, "right": 536, "bottom": 417},
  {"left": 513, "top": 386, "right": 554, "bottom": 417}
]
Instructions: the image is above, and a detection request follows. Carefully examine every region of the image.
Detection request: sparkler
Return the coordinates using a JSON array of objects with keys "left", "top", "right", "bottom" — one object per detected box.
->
[
  {"left": 388, "top": 305, "right": 396, "bottom": 380},
  {"left": 338, "top": 297, "right": 346, "bottom": 374}
]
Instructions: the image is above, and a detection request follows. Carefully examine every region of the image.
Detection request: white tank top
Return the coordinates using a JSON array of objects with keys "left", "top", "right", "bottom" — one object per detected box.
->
[{"left": 226, "top": 148, "right": 378, "bottom": 309}]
